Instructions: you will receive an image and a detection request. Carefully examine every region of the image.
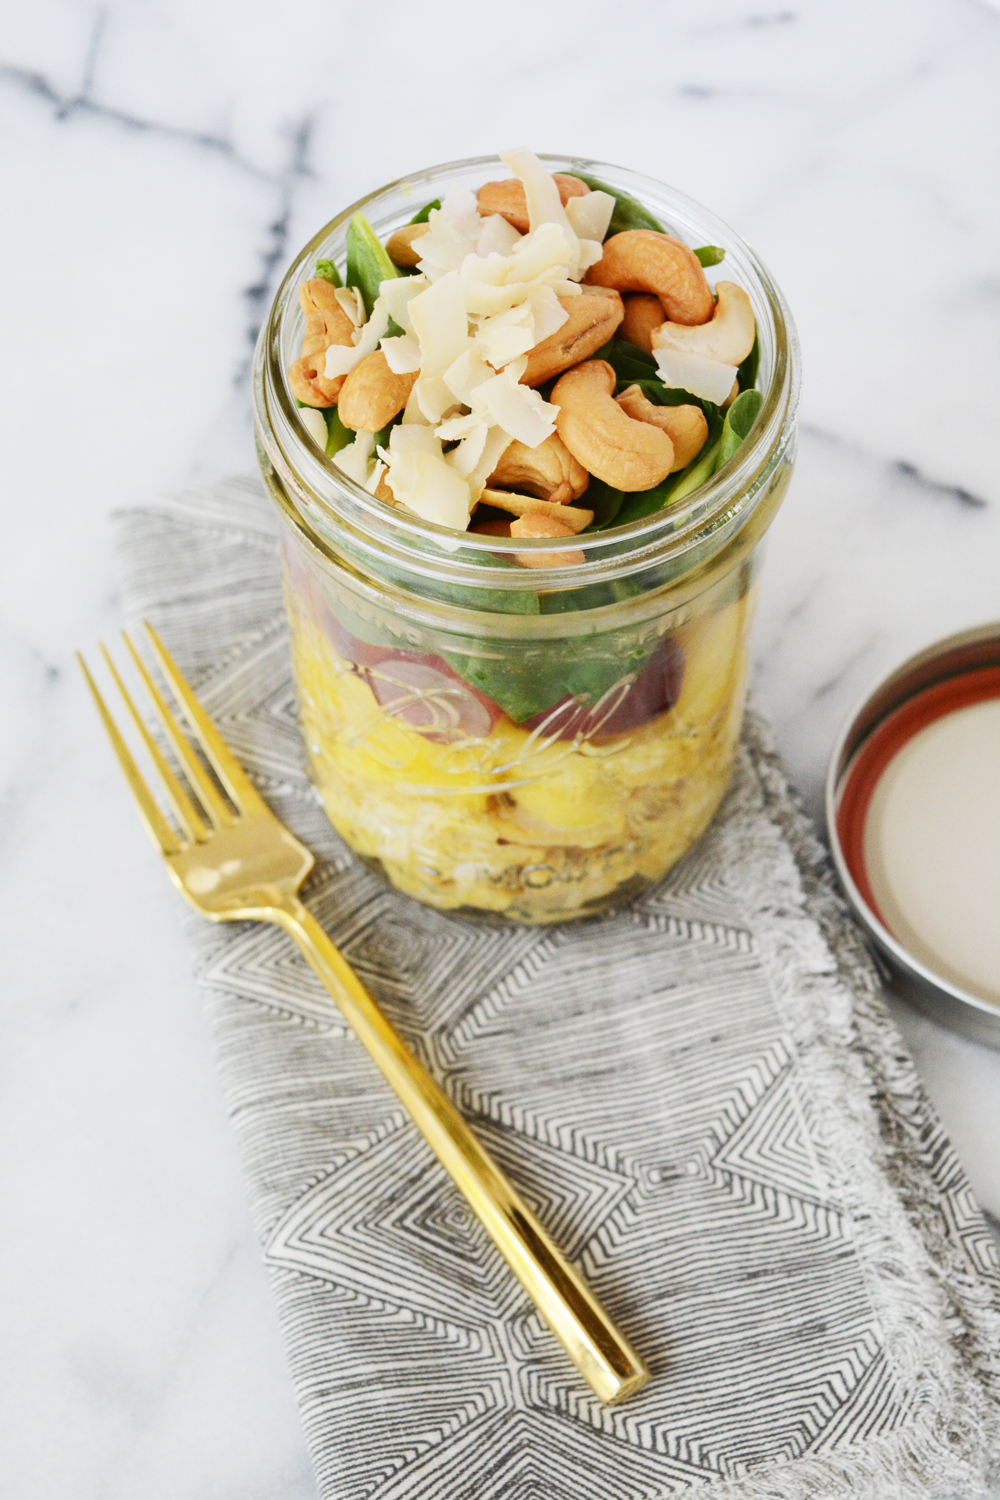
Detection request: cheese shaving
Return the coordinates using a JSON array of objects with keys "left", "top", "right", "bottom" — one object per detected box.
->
[
  {"left": 381, "top": 333, "right": 422, "bottom": 374},
  {"left": 477, "top": 214, "right": 522, "bottom": 258},
  {"left": 566, "top": 190, "right": 615, "bottom": 243},
  {"left": 652, "top": 347, "right": 738, "bottom": 404},
  {"left": 472, "top": 367, "right": 557, "bottom": 448},
  {"left": 368, "top": 150, "right": 612, "bottom": 530},
  {"left": 333, "top": 429, "right": 376, "bottom": 485},
  {"left": 298, "top": 406, "right": 328, "bottom": 449},
  {"left": 333, "top": 286, "right": 365, "bottom": 326},
  {"left": 414, "top": 374, "right": 459, "bottom": 424},
  {"left": 408, "top": 273, "right": 469, "bottom": 375},
  {"left": 389, "top": 451, "right": 471, "bottom": 530}
]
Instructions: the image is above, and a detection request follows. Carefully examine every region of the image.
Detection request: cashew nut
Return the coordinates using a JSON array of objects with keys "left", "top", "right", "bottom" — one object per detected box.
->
[
  {"left": 615, "top": 385, "right": 708, "bottom": 472},
  {"left": 476, "top": 173, "right": 589, "bottom": 235},
  {"left": 478, "top": 489, "right": 593, "bottom": 534},
  {"left": 551, "top": 360, "right": 674, "bottom": 492},
  {"left": 510, "top": 511, "right": 584, "bottom": 569},
  {"left": 487, "top": 433, "right": 589, "bottom": 505},
  {"left": 651, "top": 281, "right": 756, "bottom": 366},
  {"left": 385, "top": 223, "right": 429, "bottom": 269},
  {"left": 520, "top": 288, "right": 623, "bottom": 387},
  {"left": 620, "top": 293, "right": 666, "bottom": 355},
  {"left": 337, "top": 351, "right": 418, "bottom": 432},
  {"left": 288, "top": 279, "right": 356, "bottom": 407},
  {"left": 470, "top": 517, "right": 512, "bottom": 537},
  {"left": 586, "top": 230, "right": 713, "bottom": 326}
]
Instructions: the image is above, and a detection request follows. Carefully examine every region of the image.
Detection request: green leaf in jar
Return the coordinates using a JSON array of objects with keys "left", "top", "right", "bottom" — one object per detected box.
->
[
  {"left": 737, "top": 327, "right": 760, "bottom": 392},
  {"left": 693, "top": 245, "right": 726, "bottom": 267},
  {"left": 714, "top": 388, "right": 763, "bottom": 470},
  {"left": 571, "top": 174, "right": 666, "bottom": 237},
  {"left": 314, "top": 258, "right": 342, "bottom": 286},
  {"left": 345, "top": 212, "right": 400, "bottom": 317},
  {"left": 592, "top": 337, "right": 657, "bottom": 384},
  {"left": 581, "top": 477, "right": 625, "bottom": 531},
  {"left": 408, "top": 199, "right": 440, "bottom": 224},
  {"left": 324, "top": 405, "right": 354, "bottom": 457}
]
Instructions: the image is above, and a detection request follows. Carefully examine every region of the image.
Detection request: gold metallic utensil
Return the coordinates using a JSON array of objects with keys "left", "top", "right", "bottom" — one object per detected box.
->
[{"left": 79, "top": 623, "right": 651, "bottom": 1405}]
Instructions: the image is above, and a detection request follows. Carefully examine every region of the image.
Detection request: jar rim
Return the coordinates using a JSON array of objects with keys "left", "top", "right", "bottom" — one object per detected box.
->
[{"left": 253, "top": 152, "right": 800, "bottom": 593}]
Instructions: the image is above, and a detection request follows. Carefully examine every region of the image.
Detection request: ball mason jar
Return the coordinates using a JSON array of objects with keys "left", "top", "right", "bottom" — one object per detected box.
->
[{"left": 253, "top": 155, "right": 799, "bottom": 923}]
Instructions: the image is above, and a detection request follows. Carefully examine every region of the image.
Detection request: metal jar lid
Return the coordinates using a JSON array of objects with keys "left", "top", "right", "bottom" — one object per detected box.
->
[{"left": 826, "top": 621, "right": 1000, "bottom": 1048}]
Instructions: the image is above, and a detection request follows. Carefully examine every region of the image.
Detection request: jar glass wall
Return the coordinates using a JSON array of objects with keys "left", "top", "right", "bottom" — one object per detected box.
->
[{"left": 253, "top": 156, "right": 799, "bottom": 922}]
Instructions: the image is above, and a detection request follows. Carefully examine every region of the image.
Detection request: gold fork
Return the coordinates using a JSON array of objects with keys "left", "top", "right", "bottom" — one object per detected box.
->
[{"left": 79, "top": 622, "right": 650, "bottom": 1405}]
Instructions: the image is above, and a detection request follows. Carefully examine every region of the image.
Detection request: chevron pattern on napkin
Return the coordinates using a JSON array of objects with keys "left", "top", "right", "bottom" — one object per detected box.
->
[{"left": 113, "top": 477, "right": 1000, "bottom": 1500}]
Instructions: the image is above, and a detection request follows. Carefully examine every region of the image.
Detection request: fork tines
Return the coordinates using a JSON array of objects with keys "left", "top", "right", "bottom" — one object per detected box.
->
[{"left": 78, "top": 622, "right": 264, "bottom": 852}]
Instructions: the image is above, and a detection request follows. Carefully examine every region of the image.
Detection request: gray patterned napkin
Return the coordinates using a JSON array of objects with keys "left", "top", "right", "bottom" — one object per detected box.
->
[{"left": 113, "top": 477, "right": 1000, "bottom": 1500}]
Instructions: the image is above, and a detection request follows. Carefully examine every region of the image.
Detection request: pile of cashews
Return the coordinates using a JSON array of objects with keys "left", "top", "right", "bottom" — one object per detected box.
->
[{"left": 291, "top": 169, "right": 757, "bottom": 566}]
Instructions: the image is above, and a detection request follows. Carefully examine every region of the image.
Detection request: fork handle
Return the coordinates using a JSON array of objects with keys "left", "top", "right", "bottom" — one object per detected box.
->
[{"left": 273, "top": 897, "right": 650, "bottom": 1405}]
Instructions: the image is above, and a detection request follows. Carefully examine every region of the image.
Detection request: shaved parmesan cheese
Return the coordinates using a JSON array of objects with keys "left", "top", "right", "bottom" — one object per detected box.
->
[
  {"left": 415, "top": 374, "right": 459, "bottom": 424},
  {"left": 441, "top": 185, "right": 479, "bottom": 221},
  {"left": 652, "top": 347, "right": 738, "bottom": 404},
  {"left": 389, "top": 423, "right": 441, "bottom": 460},
  {"left": 334, "top": 286, "right": 365, "bottom": 326},
  {"left": 475, "top": 285, "right": 569, "bottom": 370},
  {"left": 324, "top": 343, "right": 363, "bottom": 378},
  {"left": 443, "top": 347, "right": 496, "bottom": 407},
  {"left": 298, "top": 406, "right": 328, "bottom": 449},
  {"left": 576, "top": 238, "right": 605, "bottom": 275},
  {"left": 381, "top": 333, "right": 422, "bottom": 374},
  {"left": 402, "top": 381, "right": 432, "bottom": 425},
  {"left": 466, "top": 425, "right": 514, "bottom": 501},
  {"left": 476, "top": 300, "right": 537, "bottom": 369},
  {"left": 435, "top": 412, "right": 485, "bottom": 443},
  {"left": 354, "top": 299, "right": 390, "bottom": 354},
  {"left": 508, "top": 221, "right": 577, "bottom": 284},
  {"left": 566, "top": 189, "right": 615, "bottom": 243},
  {"left": 324, "top": 298, "right": 391, "bottom": 379},
  {"left": 477, "top": 213, "right": 522, "bottom": 258},
  {"left": 528, "top": 285, "right": 569, "bottom": 343},
  {"left": 378, "top": 274, "right": 429, "bottom": 333},
  {"left": 415, "top": 207, "right": 482, "bottom": 280},
  {"left": 364, "top": 460, "right": 386, "bottom": 495},
  {"left": 388, "top": 451, "right": 471, "bottom": 530},
  {"left": 500, "top": 148, "right": 576, "bottom": 242},
  {"left": 333, "top": 429, "right": 376, "bottom": 486},
  {"left": 473, "top": 368, "right": 557, "bottom": 448},
  {"left": 409, "top": 273, "right": 469, "bottom": 375},
  {"left": 444, "top": 420, "right": 490, "bottom": 479}
]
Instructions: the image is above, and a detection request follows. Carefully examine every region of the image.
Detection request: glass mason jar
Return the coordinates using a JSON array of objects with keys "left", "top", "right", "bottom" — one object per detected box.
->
[{"left": 253, "top": 155, "right": 799, "bottom": 923}]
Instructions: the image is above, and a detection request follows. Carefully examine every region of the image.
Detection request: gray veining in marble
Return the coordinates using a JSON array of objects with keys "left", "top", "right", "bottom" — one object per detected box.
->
[{"left": 1, "top": 1, "right": 998, "bottom": 1495}]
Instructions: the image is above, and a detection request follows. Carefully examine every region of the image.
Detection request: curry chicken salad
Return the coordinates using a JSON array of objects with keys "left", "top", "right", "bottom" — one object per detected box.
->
[{"left": 262, "top": 149, "right": 791, "bottom": 921}]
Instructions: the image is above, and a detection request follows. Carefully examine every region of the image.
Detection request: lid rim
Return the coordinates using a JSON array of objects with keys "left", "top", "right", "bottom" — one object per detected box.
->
[{"left": 825, "top": 621, "right": 1000, "bottom": 1043}]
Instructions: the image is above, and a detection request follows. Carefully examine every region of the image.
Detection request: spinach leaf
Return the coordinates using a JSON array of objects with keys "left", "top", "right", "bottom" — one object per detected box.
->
[
  {"left": 453, "top": 635, "right": 651, "bottom": 723},
  {"left": 345, "top": 212, "right": 400, "bottom": 317},
  {"left": 571, "top": 174, "right": 665, "bottom": 237},
  {"left": 694, "top": 245, "right": 725, "bottom": 267},
  {"left": 715, "top": 388, "right": 763, "bottom": 469},
  {"left": 593, "top": 337, "right": 657, "bottom": 384},
  {"left": 408, "top": 199, "right": 440, "bottom": 224},
  {"left": 738, "top": 327, "right": 760, "bottom": 391},
  {"left": 314, "top": 258, "right": 342, "bottom": 286},
  {"left": 670, "top": 437, "right": 722, "bottom": 502},
  {"left": 324, "top": 406, "right": 354, "bottom": 457},
  {"left": 582, "top": 477, "right": 625, "bottom": 531}
]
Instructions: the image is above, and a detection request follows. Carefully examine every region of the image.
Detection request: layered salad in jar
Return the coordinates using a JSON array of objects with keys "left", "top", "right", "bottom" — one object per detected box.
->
[{"left": 279, "top": 150, "right": 771, "bottom": 921}]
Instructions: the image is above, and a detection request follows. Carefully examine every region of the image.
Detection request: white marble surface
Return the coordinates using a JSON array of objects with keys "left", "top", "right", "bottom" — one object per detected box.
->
[{"left": 1, "top": 1, "right": 998, "bottom": 1494}]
